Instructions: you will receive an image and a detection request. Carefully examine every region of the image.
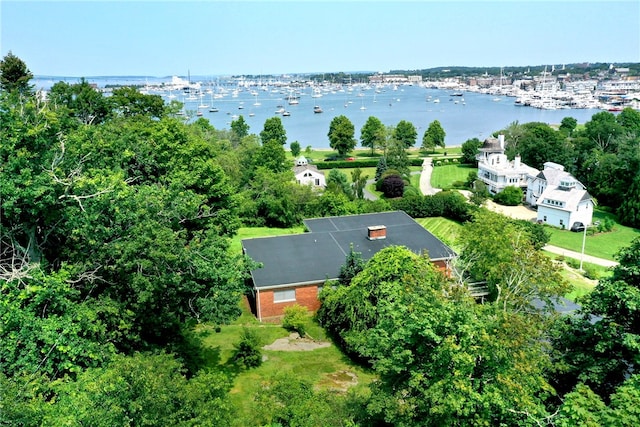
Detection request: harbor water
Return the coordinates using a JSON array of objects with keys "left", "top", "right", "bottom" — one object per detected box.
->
[{"left": 34, "top": 76, "right": 603, "bottom": 149}]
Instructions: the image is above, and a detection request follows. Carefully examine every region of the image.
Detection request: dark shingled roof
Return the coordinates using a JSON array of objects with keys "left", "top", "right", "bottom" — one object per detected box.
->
[{"left": 242, "top": 211, "right": 456, "bottom": 289}]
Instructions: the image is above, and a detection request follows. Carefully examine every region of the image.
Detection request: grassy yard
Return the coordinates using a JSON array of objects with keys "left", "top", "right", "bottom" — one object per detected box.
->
[
  {"left": 415, "top": 217, "right": 464, "bottom": 251},
  {"left": 430, "top": 164, "right": 476, "bottom": 189},
  {"left": 231, "top": 226, "right": 305, "bottom": 254},
  {"left": 546, "top": 209, "right": 640, "bottom": 261},
  {"left": 198, "top": 303, "right": 375, "bottom": 426}
]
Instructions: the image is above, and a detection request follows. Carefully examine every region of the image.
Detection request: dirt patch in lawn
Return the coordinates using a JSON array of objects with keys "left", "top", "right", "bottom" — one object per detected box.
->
[
  {"left": 263, "top": 332, "right": 332, "bottom": 351},
  {"left": 318, "top": 370, "right": 359, "bottom": 392}
]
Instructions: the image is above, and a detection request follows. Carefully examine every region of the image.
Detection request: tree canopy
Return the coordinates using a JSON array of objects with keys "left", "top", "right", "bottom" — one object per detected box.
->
[{"left": 328, "top": 115, "right": 356, "bottom": 156}]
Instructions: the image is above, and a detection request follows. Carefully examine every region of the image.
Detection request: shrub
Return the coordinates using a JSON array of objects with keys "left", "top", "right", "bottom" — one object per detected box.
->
[
  {"left": 282, "top": 304, "right": 309, "bottom": 337},
  {"left": 381, "top": 175, "right": 406, "bottom": 198},
  {"left": 232, "top": 327, "right": 262, "bottom": 368},
  {"left": 582, "top": 265, "right": 601, "bottom": 280},
  {"left": 493, "top": 186, "right": 523, "bottom": 206}
]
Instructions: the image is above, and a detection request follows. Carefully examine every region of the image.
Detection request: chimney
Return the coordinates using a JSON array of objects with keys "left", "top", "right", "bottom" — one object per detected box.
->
[
  {"left": 367, "top": 225, "right": 386, "bottom": 240},
  {"left": 514, "top": 155, "right": 521, "bottom": 168},
  {"left": 498, "top": 134, "right": 505, "bottom": 150}
]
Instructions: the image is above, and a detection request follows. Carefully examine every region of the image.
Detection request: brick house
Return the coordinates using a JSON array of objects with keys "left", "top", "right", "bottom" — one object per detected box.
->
[{"left": 241, "top": 211, "right": 456, "bottom": 321}]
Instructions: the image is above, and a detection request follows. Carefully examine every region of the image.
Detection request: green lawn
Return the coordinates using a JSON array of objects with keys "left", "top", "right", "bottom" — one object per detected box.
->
[
  {"left": 415, "top": 217, "right": 464, "bottom": 251},
  {"left": 231, "top": 226, "right": 305, "bottom": 254},
  {"left": 430, "top": 164, "right": 476, "bottom": 189},
  {"left": 546, "top": 210, "right": 640, "bottom": 261},
  {"left": 199, "top": 305, "right": 375, "bottom": 426}
]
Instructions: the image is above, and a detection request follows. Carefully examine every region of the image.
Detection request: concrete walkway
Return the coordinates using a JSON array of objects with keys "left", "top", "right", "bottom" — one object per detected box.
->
[{"left": 419, "top": 157, "right": 441, "bottom": 196}]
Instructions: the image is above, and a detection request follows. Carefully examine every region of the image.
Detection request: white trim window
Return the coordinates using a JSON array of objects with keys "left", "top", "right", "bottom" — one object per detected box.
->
[{"left": 273, "top": 289, "right": 296, "bottom": 303}]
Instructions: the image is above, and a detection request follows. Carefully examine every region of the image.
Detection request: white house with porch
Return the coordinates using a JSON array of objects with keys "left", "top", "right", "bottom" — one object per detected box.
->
[{"left": 476, "top": 134, "right": 538, "bottom": 195}]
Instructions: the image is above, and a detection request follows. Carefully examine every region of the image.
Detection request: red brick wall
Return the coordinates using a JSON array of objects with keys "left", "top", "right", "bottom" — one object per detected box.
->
[{"left": 258, "top": 284, "right": 322, "bottom": 320}]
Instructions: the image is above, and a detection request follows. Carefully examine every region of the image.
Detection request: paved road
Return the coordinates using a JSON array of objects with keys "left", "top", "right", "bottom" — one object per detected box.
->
[{"left": 543, "top": 245, "right": 618, "bottom": 267}]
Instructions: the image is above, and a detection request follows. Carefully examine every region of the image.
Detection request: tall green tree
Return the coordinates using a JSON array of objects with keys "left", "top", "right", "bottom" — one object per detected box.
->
[
  {"left": 290, "top": 140, "right": 301, "bottom": 157},
  {"left": 460, "top": 137, "right": 482, "bottom": 164},
  {"left": 328, "top": 115, "right": 356, "bottom": 157},
  {"left": 350, "top": 167, "right": 368, "bottom": 200},
  {"left": 554, "top": 237, "right": 640, "bottom": 398},
  {"left": 393, "top": 119, "right": 418, "bottom": 149},
  {"left": 49, "top": 78, "right": 111, "bottom": 125},
  {"left": 231, "top": 114, "right": 249, "bottom": 140},
  {"left": 260, "top": 116, "right": 287, "bottom": 145},
  {"left": 0, "top": 51, "right": 33, "bottom": 94},
  {"left": 109, "top": 86, "right": 165, "bottom": 118},
  {"left": 516, "top": 122, "right": 572, "bottom": 170},
  {"left": 421, "top": 119, "right": 446, "bottom": 152},
  {"left": 559, "top": 116, "right": 578, "bottom": 136},
  {"left": 360, "top": 116, "right": 385, "bottom": 154},
  {"left": 458, "top": 209, "right": 568, "bottom": 312}
]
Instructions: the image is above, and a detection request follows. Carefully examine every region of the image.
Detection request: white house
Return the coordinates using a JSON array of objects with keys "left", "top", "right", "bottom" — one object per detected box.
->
[
  {"left": 293, "top": 156, "right": 325, "bottom": 188},
  {"left": 526, "top": 162, "right": 594, "bottom": 230},
  {"left": 476, "top": 135, "right": 538, "bottom": 194},
  {"left": 477, "top": 135, "right": 594, "bottom": 230}
]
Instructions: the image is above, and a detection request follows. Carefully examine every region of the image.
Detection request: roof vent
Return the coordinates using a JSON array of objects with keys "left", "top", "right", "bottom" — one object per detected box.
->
[{"left": 367, "top": 225, "right": 387, "bottom": 240}]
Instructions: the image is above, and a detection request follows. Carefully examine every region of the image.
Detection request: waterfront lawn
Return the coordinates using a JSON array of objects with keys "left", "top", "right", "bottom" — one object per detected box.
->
[
  {"left": 546, "top": 210, "right": 640, "bottom": 260},
  {"left": 430, "top": 164, "right": 476, "bottom": 190}
]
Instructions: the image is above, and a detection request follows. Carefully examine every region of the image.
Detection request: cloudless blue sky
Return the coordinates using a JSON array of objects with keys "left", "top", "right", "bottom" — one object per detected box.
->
[{"left": 2, "top": 0, "right": 638, "bottom": 77}]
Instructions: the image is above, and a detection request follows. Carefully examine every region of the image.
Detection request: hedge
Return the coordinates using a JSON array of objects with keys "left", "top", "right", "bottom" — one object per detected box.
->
[{"left": 317, "top": 157, "right": 425, "bottom": 169}]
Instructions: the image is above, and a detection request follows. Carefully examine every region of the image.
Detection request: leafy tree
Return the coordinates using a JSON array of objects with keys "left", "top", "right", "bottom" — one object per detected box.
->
[
  {"left": 617, "top": 107, "right": 640, "bottom": 134},
  {"left": 49, "top": 78, "right": 111, "bottom": 125},
  {"left": 459, "top": 209, "right": 568, "bottom": 311},
  {"left": 350, "top": 167, "right": 368, "bottom": 200},
  {"left": 45, "top": 353, "right": 234, "bottom": 425},
  {"left": 246, "top": 167, "right": 301, "bottom": 227},
  {"left": 618, "top": 174, "right": 640, "bottom": 227},
  {"left": 584, "top": 111, "right": 624, "bottom": 153},
  {"left": 260, "top": 116, "right": 287, "bottom": 145},
  {"left": 260, "top": 138, "right": 288, "bottom": 173},
  {"left": 328, "top": 115, "right": 356, "bottom": 157},
  {"left": 290, "top": 140, "right": 301, "bottom": 157},
  {"left": 108, "top": 86, "right": 165, "bottom": 118},
  {"left": 554, "top": 237, "right": 640, "bottom": 398},
  {"left": 338, "top": 243, "right": 365, "bottom": 286},
  {"left": 0, "top": 51, "right": 33, "bottom": 94},
  {"left": 326, "top": 168, "right": 353, "bottom": 199},
  {"left": 360, "top": 116, "right": 385, "bottom": 154},
  {"left": 230, "top": 114, "right": 249, "bottom": 140},
  {"left": 385, "top": 138, "right": 410, "bottom": 178},
  {"left": 233, "top": 327, "right": 263, "bottom": 368},
  {"left": 500, "top": 120, "right": 526, "bottom": 160},
  {"left": 393, "top": 119, "right": 418, "bottom": 149},
  {"left": 460, "top": 137, "right": 482, "bottom": 164},
  {"left": 517, "top": 122, "right": 572, "bottom": 170},
  {"left": 320, "top": 246, "right": 553, "bottom": 426},
  {"left": 559, "top": 116, "right": 578, "bottom": 136},
  {"left": 493, "top": 185, "right": 523, "bottom": 206},
  {"left": 421, "top": 119, "right": 446, "bottom": 152}
]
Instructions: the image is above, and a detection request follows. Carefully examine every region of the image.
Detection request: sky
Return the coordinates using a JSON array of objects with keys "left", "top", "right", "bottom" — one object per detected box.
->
[{"left": 1, "top": 0, "right": 639, "bottom": 77}]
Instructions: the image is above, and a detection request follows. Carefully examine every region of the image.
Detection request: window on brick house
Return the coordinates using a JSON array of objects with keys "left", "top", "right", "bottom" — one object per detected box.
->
[{"left": 273, "top": 289, "right": 296, "bottom": 303}]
